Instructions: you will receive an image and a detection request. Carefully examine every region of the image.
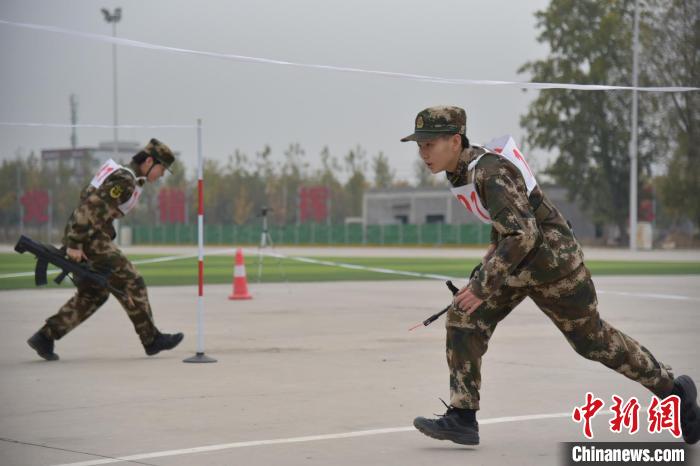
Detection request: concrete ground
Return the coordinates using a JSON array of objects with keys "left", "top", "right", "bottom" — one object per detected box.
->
[{"left": 0, "top": 275, "right": 698, "bottom": 465}]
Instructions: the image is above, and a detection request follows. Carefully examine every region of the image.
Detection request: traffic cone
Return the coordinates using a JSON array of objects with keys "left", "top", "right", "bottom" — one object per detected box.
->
[{"left": 228, "top": 248, "right": 252, "bottom": 300}]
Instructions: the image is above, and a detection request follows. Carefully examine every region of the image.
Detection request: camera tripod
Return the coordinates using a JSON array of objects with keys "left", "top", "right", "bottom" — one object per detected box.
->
[{"left": 255, "top": 207, "right": 289, "bottom": 286}]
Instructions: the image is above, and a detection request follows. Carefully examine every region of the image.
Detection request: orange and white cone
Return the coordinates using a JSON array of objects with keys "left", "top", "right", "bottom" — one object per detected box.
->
[{"left": 228, "top": 248, "right": 252, "bottom": 300}]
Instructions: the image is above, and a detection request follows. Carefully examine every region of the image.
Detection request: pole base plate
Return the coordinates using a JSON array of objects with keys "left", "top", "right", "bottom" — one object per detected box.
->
[{"left": 183, "top": 352, "right": 217, "bottom": 363}]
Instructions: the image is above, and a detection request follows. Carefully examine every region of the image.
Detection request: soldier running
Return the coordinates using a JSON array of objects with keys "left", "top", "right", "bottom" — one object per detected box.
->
[
  {"left": 27, "top": 139, "right": 184, "bottom": 360},
  {"left": 401, "top": 106, "right": 699, "bottom": 446}
]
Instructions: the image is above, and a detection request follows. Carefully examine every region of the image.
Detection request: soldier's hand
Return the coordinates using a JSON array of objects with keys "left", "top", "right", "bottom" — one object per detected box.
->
[
  {"left": 454, "top": 286, "right": 484, "bottom": 315},
  {"left": 66, "top": 247, "right": 88, "bottom": 262}
]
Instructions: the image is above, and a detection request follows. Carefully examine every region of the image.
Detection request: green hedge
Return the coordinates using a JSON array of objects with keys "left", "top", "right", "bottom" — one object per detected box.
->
[{"left": 131, "top": 223, "right": 491, "bottom": 246}]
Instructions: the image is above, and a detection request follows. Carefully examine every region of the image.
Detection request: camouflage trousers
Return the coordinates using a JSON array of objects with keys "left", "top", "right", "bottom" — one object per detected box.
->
[
  {"left": 40, "top": 239, "right": 158, "bottom": 346},
  {"left": 446, "top": 263, "right": 675, "bottom": 410}
]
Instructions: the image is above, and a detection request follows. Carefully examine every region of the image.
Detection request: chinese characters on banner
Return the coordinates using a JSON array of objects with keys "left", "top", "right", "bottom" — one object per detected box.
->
[
  {"left": 20, "top": 189, "right": 49, "bottom": 223},
  {"left": 299, "top": 186, "right": 329, "bottom": 223},
  {"left": 572, "top": 392, "right": 681, "bottom": 439},
  {"left": 158, "top": 188, "right": 186, "bottom": 224}
]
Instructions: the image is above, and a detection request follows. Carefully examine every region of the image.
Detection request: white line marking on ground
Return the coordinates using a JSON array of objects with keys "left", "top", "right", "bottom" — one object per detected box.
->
[
  {"left": 596, "top": 290, "right": 700, "bottom": 302},
  {"left": 3, "top": 249, "right": 698, "bottom": 302},
  {"left": 261, "top": 253, "right": 700, "bottom": 302},
  {"left": 51, "top": 410, "right": 598, "bottom": 466}
]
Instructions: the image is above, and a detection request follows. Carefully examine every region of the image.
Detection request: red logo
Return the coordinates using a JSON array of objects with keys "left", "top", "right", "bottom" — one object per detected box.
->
[
  {"left": 573, "top": 393, "right": 681, "bottom": 439},
  {"left": 572, "top": 392, "right": 605, "bottom": 439},
  {"left": 648, "top": 395, "right": 681, "bottom": 438},
  {"left": 609, "top": 395, "right": 640, "bottom": 434}
]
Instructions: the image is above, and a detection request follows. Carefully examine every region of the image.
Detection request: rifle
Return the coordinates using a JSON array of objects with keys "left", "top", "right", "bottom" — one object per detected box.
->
[
  {"left": 14, "top": 235, "right": 126, "bottom": 299},
  {"left": 409, "top": 263, "right": 482, "bottom": 331}
]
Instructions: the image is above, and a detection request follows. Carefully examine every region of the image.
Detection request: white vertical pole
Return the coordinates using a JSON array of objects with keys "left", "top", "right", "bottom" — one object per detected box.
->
[
  {"left": 196, "top": 119, "right": 204, "bottom": 354},
  {"left": 17, "top": 163, "right": 23, "bottom": 236},
  {"left": 446, "top": 195, "right": 453, "bottom": 224},
  {"left": 184, "top": 118, "right": 216, "bottom": 363},
  {"left": 327, "top": 186, "right": 331, "bottom": 244},
  {"left": 112, "top": 21, "right": 119, "bottom": 160},
  {"left": 629, "top": 0, "right": 639, "bottom": 250}
]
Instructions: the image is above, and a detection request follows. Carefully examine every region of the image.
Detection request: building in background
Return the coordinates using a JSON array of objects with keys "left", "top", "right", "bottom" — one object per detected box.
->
[
  {"left": 364, "top": 187, "right": 464, "bottom": 226},
  {"left": 41, "top": 141, "right": 178, "bottom": 179},
  {"left": 363, "top": 184, "right": 599, "bottom": 243},
  {"left": 41, "top": 140, "right": 140, "bottom": 178}
]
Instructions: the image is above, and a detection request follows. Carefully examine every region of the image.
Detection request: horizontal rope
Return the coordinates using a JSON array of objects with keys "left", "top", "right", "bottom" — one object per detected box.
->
[
  {"left": 0, "top": 122, "right": 196, "bottom": 129},
  {"left": 1, "top": 18, "right": 697, "bottom": 93}
]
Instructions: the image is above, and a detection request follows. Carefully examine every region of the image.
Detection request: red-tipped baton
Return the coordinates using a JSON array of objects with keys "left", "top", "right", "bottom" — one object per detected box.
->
[
  {"left": 408, "top": 280, "right": 460, "bottom": 331},
  {"left": 408, "top": 263, "right": 482, "bottom": 331}
]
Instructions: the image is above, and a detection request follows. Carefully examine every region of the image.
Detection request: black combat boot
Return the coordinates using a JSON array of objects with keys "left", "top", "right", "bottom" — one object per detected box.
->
[
  {"left": 27, "top": 330, "right": 59, "bottom": 361},
  {"left": 672, "top": 375, "right": 700, "bottom": 444},
  {"left": 413, "top": 399, "right": 479, "bottom": 445},
  {"left": 144, "top": 332, "right": 184, "bottom": 356}
]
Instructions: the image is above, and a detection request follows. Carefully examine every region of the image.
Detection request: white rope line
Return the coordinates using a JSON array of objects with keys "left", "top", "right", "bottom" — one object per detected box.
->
[
  {"left": 0, "top": 122, "right": 197, "bottom": 129},
  {"left": 1, "top": 18, "right": 697, "bottom": 93}
]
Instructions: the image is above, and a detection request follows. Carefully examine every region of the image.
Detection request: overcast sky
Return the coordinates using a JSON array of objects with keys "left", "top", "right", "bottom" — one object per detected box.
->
[{"left": 0, "top": 0, "right": 552, "bottom": 182}]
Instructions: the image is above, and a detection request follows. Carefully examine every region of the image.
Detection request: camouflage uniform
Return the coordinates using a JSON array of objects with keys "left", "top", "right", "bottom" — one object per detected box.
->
[
  {"left": 39, "top": 139, "right": 175, "bottom": 347},
  {"left": 404, "top": 107, "right": 675, "bottom": 410}
]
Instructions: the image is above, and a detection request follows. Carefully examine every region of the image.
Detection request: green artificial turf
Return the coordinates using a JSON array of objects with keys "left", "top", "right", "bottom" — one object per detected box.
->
[{"left": 1, "top": 252, "right": 699, "bottom": 291}]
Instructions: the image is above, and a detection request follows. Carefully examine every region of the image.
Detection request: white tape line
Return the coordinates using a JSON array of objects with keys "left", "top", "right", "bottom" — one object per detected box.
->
[
  {"left": 260, "top": 252, "right": 700, "bottom": 300},
  {"left": 50, "top": 410, "right": 587, "bottom": 466},
  {"left": 2, "top": 248, "right": 698, "bottom": 301},
  {"left": 0, "top": 248, "right": 237, "bottom": 280},
  {"left": 0, "top": 122, "right": 196, "bottom": 129},
  {"left": 596, "top": 290, "right": 700, "bottom": 302},
  {"left": 260, "top": 251, "right": 455, "bottom": 281},
  {"left": 0, "top": 271, "right": 39, "bottom": 279},
  {"left": 1, "top": 18, "right": 697, "bottom": 93}
]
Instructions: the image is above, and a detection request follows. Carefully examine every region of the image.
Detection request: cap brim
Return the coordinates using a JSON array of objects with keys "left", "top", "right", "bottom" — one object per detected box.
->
[{"left": 400, "top": 131, "right": 453, "bottom": 143}]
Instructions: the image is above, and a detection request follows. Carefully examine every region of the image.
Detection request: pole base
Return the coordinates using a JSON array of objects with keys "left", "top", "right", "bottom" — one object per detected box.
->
[{"left": 183, "top": 352, "right": 217, "bottom": 363}]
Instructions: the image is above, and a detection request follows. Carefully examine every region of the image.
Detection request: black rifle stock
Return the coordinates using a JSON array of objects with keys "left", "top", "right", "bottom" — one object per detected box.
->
[{"left": 14, "top": 235, "right": 126, "bottom": 299}]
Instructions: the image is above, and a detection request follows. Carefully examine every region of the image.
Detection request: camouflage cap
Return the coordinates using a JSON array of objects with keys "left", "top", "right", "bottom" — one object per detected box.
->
[
  {"left": 400, "top": 106, "right": 467, "bottom": 142},
  {"left": 138, "top": 138, "right": 175, "bottom": 171}
]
